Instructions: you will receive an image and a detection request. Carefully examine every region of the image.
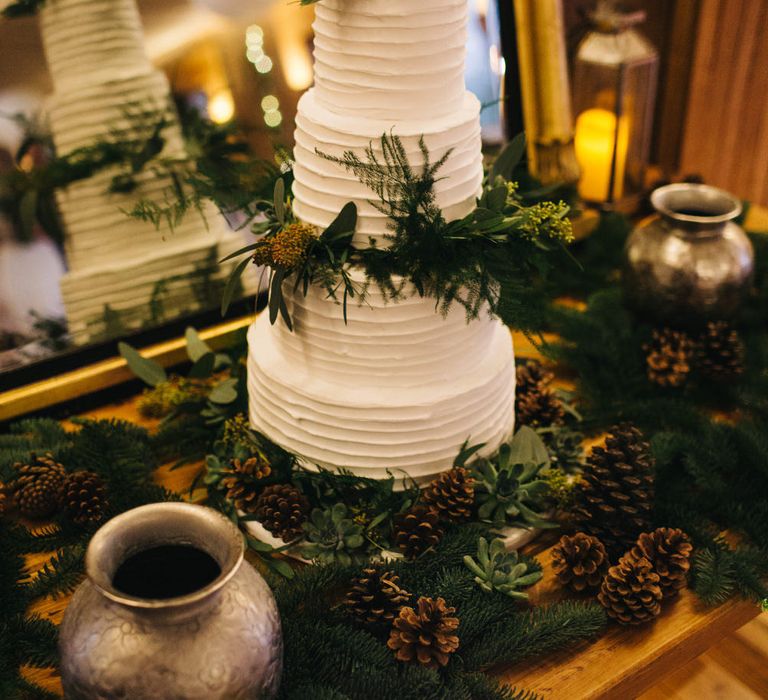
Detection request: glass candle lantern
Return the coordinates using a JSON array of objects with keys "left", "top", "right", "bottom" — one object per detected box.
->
[{"left": 572, "top": 1, "right": 659, "bottom": 208}]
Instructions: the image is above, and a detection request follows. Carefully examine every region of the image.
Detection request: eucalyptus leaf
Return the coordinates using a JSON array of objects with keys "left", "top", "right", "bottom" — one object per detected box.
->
[
  {"left": 219, "top": 242, "right": 260, "bottom": 264},
  {"left": 221, "top": 256, "right": 250, "bottom": 316},
  {"left": 321, "top": 201, "right": 357, "bottom": 250},
  {"left": 269, "top": 269, "right": 285, "bottom": 325},
  {"left": 185, "top": 326, "right": 213, "bottom": 362},
  {"left": 209, "top": 377, "right": 239, "bottom": 404},
  {"left": 118, "top": 342, "right": 167, "bottom": 387},
  {"left": 266, "top": 557, "right": 295, "bottom": 579},
  {"left": 246, "top": 535, "right": 275, "bottom": 553},
  {"left": 491, "top": 132, "right": 526, "bottom": 181},
  {"left": 486, "top": 185, "right": 507, "bottom": 212},
  {"left": 274, "top": 178, "right": 285, "bottom": 224},
  {"left": 188, "top": 352, "right": 215, "bottom": 379},
  {"left": 278, "top": 289, "right": 293, "bottom": 331}
]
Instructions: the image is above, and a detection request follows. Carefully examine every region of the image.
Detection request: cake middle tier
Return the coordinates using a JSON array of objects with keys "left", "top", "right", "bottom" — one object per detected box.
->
[
  {"left": 292, "top": 89, "right": 484, "bottom": 248},
  {"left": 247, "top": 271, "right": 516, "bottom": 481}
]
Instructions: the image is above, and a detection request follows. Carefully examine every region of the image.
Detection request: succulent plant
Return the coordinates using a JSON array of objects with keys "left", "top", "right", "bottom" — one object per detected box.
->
[
  {"left": 469, "top": 428, "right": 557, "bottom": 530},
  {"left": 463, "top": 537, "right": 543, "bottom": 599},
  {"left": 300, "top": 503, "right": 368, "bottom": 566}
]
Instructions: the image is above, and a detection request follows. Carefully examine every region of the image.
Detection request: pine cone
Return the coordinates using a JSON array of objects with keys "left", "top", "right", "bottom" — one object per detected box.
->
[
  {"left": 387, "top": 596, "right": 459, "bottom": 669},
  {"left": 515, "top": 361, "right": 565, "bottom": 428},
  {"left": 516, "top": 386, "right": 566, "bottom": 428},
  {"left": 344, "top": 567, "right": 411, "bottom": 631},
  {"left": 12, "top": 453, "right": 67, "bottom": 519},
  {"left": 254, "top": 484, "right": 309, "bottom": 541},
  {"left": 695, "top": 321, "right": 745, "bottom": 379},
  {"left": 220, "top": 456, "right": 272, "bottom": 514},
  {"left": 644, "top": 328, "right": 694, "bottom": 388},
  {"left": 516, "top": 360, "right": 554, "bottom": 394},
  {"left": 551, "top": 532, "right": 609, "bottom": 592},
  {"left": 573, "top": 423, "right": 655, "bottom": 557},
  {"left": 64, "top": 471, "right": 108, "bottom": 525},
  {"left": 630, "top": 527, "right": 693, "bottom": 597},
  {"left": 392, "top": 504, "right": 444, "bottom": 560},
  {"left": 598, "top": 555, "right": 662, "bottom": 625},
  {"left": 422, "top": 467, "right": 474, "bottom": 523}
]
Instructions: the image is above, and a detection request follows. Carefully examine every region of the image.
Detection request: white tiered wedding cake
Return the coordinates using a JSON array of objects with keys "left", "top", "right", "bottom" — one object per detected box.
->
[
  {"left": 248, "top": 0, "right": 516, "bottom": 482},
  {"left": 39, "top": 0, "right": 253, "bottom": 345}
]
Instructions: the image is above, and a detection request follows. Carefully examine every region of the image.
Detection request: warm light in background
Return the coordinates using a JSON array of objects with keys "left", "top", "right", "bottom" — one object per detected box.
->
[
  {"left": 261, "top": 93, "right": 282, "bottom": 128},
  {"left": 145, "top": 7, "right": 227, "bottom": 63},
  {"left": 246, "top": 24, "right": 273, "bottom": 75},
  {"left": 269, "top": 2, "right": 314, "bottom": 91},
  {"left": 574, "top": 108, "right": 629, "bottom": 203},
  {"left": 208, "top": 89, "right": 235, "bottom": 123},
  {"left": 280, "top": 49, "right": 313, "bottom": 91}
]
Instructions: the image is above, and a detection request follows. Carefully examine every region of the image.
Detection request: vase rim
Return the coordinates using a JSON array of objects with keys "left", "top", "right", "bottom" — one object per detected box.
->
[
  {"left": 85, "top": 502, "right": 245, "bottom": 610},
  {"left": 650, "top": 183, "right": 742, "bottom": 227}
]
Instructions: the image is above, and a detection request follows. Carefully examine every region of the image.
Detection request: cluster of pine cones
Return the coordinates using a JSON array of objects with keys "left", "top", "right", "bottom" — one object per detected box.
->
[
  {"left": 343, "top": 567, "right": 459, "bottom": 669},
  {"left": 644, "top": 321, "right": 745, "bottom": 388},
  {"left": 392, "top": 466, "right": 475, "bottom": 560},
  {"left": 552, "top": 527, "right": 692, "bottom": 626},
  {"left": 550, "top": 424, "right": 693, "bottom": 625},
  {"left": 5, "top": 453, "right": 108, "bottom": 524}
]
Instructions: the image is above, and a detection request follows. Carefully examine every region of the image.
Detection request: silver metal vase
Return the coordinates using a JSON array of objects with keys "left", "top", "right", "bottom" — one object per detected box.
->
[
  {"left": 59, "top": 502, "right": 283, "bottom": 699},
  {"left": 624, "top": 183, "right": 754, "bottom": 325}
]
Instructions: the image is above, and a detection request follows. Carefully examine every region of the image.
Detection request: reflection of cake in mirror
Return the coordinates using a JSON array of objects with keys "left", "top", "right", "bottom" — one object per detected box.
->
[
  {"left": 247, "top": 0, "right": 516, "bottom": 482},
  {"left": 38, "top": 0, "right": 254, "bottom": 345}
]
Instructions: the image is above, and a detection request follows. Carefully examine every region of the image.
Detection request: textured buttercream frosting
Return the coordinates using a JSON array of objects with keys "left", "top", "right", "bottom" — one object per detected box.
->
[
  {"left": 39, "top": 0, "right": 254, "bottom": 344},
  {"left": 248, "top": 0, "right": 516, "bottom": 479},
  {"left": 248, "top": 272, "right": 515, "bottom": 481}
]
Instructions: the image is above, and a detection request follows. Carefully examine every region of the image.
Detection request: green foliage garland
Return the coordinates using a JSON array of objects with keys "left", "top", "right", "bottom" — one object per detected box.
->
[{"left": 221, "top": 133, "right": 574, "bottom": 334}]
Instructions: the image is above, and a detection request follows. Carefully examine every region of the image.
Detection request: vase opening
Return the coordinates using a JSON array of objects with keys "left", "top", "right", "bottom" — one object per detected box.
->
[
  {"left": 650, "top": 183, "right": 742, "bottom": 230},
  {"left": 85, "top": 502, "right": 244, "bottom": 609}
]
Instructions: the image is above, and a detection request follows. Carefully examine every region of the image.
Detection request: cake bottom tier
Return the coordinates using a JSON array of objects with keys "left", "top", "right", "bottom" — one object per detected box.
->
[
  {"left": 60, "top": 228, "right": 256, "bottom": 345},
  {"left": 247, "top": 312, "right": 516, "bottom": 482}
]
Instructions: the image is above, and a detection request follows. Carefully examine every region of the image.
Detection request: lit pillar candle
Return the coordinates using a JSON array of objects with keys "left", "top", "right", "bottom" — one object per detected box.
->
[{"left": 574, "top": 108, "right": 629, "bottom": 203}]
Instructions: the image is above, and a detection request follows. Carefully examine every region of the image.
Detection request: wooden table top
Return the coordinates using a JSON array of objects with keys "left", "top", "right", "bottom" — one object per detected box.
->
[{"left": 20, "top": 333, "right": 762, "bottom": 699}]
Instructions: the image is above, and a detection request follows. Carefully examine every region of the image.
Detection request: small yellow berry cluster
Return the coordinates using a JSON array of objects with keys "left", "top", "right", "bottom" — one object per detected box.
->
[
  {"left": 519, "top": 201, "right": 574, "bottom": 243},
  {"left": 252, "top": 222, "right": 318, "bottom": 270}
]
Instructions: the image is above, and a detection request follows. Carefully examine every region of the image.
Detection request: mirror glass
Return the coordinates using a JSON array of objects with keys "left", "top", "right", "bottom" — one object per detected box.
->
[{"left": 0, "top": 0, "right": 505, "bottom": 384}]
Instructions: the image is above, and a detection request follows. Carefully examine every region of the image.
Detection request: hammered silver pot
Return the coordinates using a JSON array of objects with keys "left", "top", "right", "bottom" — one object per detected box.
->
[
  {"left": 60, "top": 502, "right": 282, "bottom": 699},
  {"left": 624, "top": 183, "right": 754, "bottom": 325}
]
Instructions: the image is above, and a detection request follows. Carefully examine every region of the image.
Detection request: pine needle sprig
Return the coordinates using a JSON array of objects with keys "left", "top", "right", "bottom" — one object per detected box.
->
[
  {"left": 12, "top": 616, "right": 59, "bottom": 668},
  {"left": 21, "top": 546, "right": 86, "bottom": 601}
]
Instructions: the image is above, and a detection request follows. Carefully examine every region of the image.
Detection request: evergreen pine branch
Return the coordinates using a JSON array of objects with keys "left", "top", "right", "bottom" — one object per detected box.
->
[
  {"left": 460, "top": 600, "right": 607, "bottom": 672},
  {"left": 4, "top": 523, "right": 84, "bottom": 555},
  {"left": 21, "top": 546, "right": 85, "bottom": 601},
  {"left": 691, "top": 546, "right": 738, "bottom": 606},
  {"left": 12, "top": 615, "right": 59, "bottom": 668}
]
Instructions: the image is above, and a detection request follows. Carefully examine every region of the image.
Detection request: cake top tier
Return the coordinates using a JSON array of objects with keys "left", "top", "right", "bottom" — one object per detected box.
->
[
  {"left": 40, "top": 0, "right": 152, "bottom": 91},
  {"left": 312, "top": 0, "right": 470, "bottom": 120}
]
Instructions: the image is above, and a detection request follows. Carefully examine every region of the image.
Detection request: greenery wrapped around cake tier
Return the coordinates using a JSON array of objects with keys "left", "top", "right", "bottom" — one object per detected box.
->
[{"left": 216, "top": 133, "right": 574, "bottom": 335}]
